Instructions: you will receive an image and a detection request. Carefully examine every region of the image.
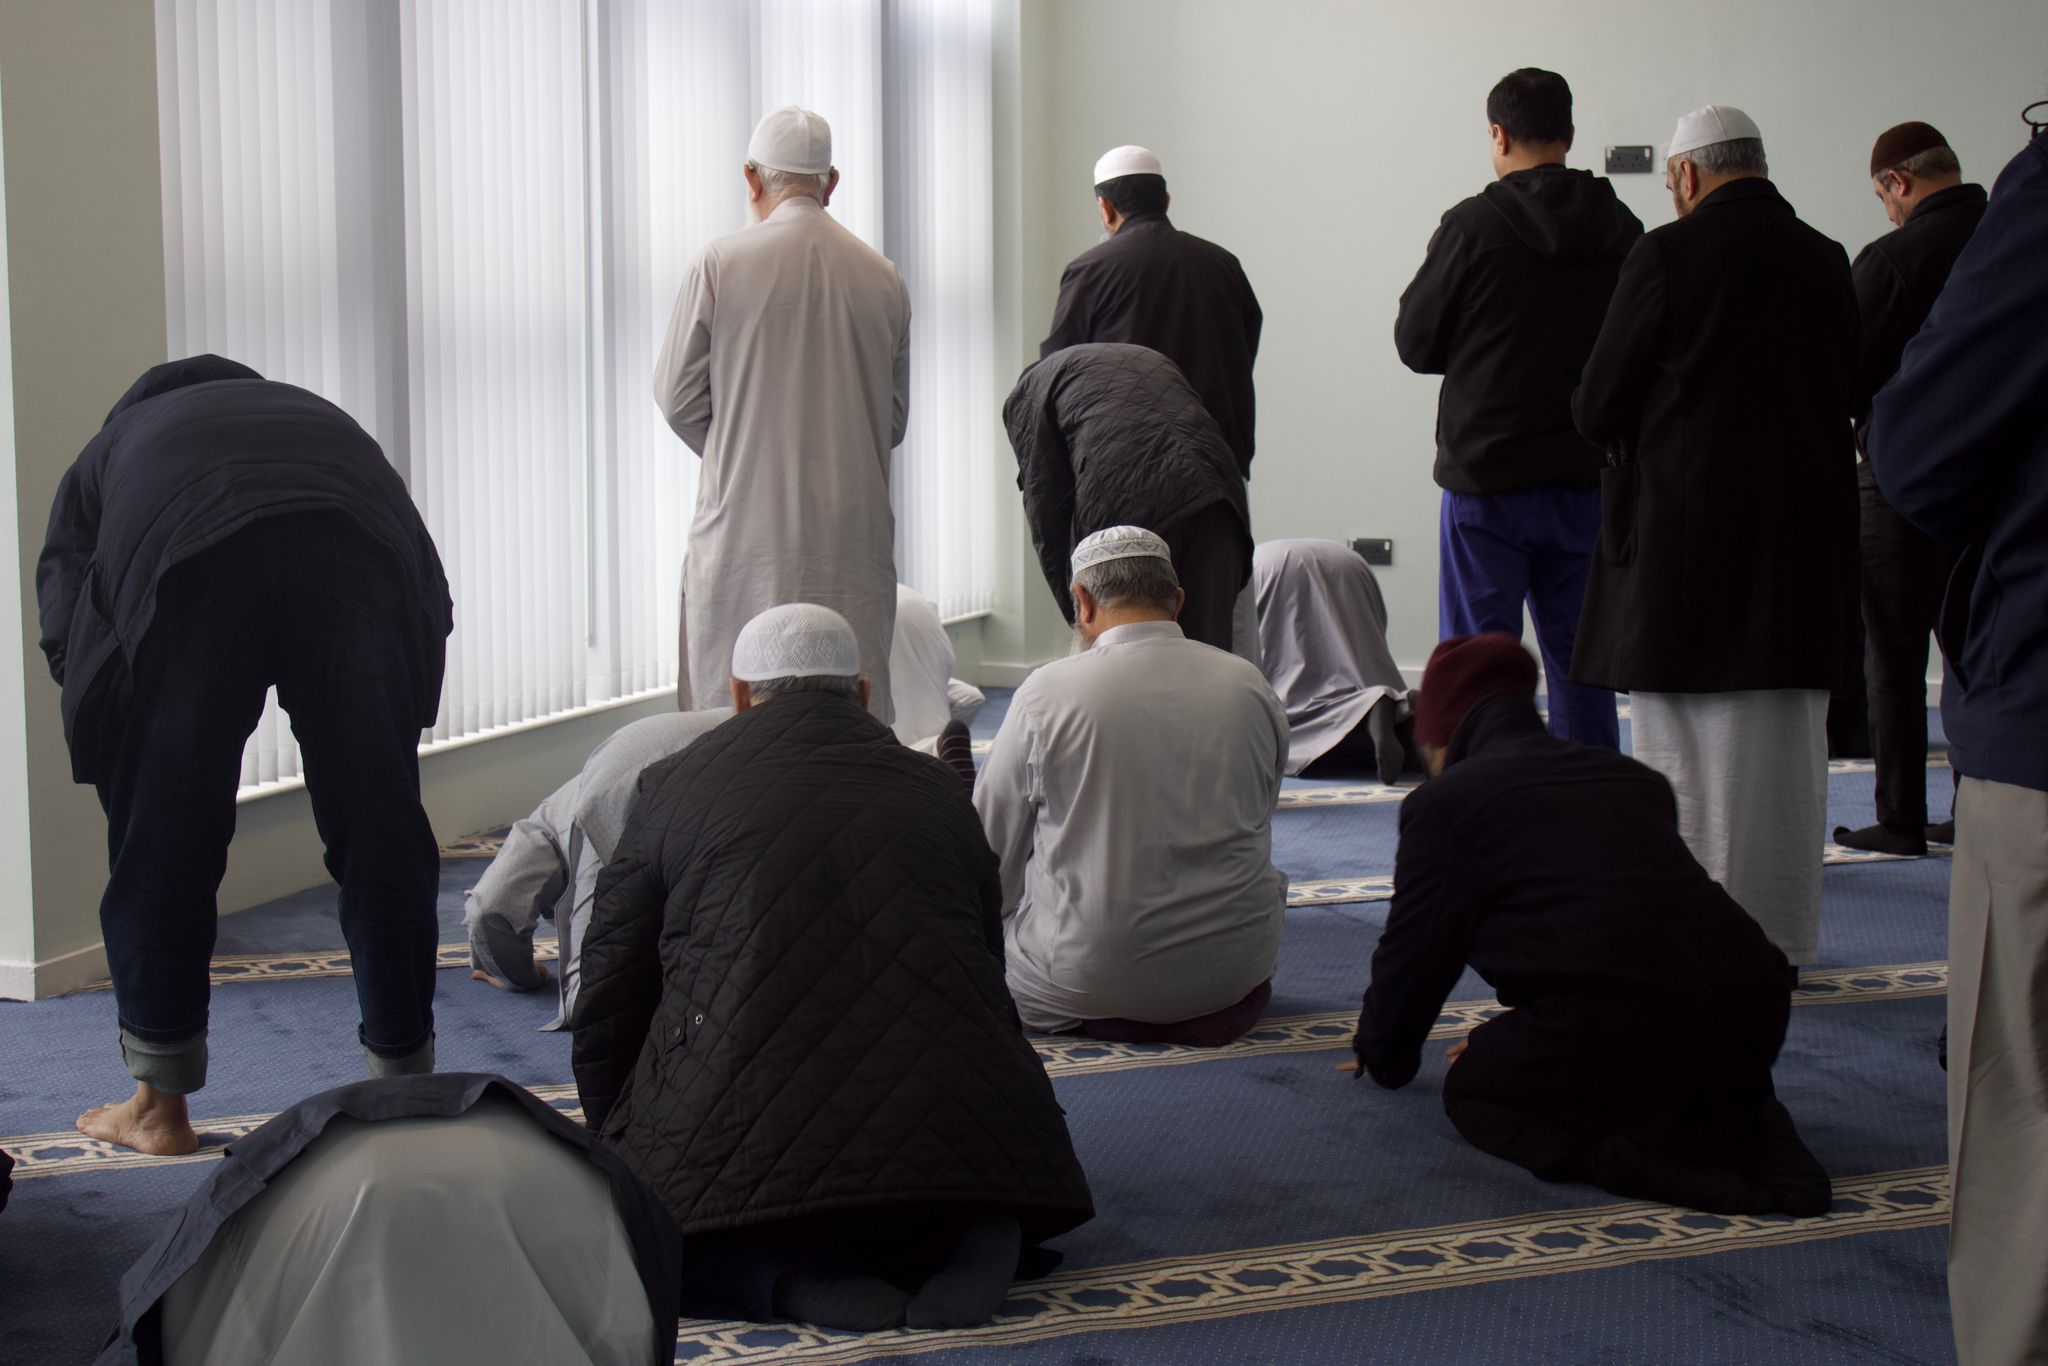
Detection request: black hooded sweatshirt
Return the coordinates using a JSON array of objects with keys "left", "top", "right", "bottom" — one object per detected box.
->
[{"left": 1395, "top": 166, "right": 1643, "bottom": 495}]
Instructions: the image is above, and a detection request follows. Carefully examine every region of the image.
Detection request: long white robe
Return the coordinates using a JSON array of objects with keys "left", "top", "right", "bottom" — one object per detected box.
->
[
  {"left": 655, "top": 196, "right": 910, "bottom": 723},
  {"left": 1253, "top": 539, "right": 1409, "bottom": 775},
  {"left": 889, "top": 582, "right": 984, "bottom": 746}
]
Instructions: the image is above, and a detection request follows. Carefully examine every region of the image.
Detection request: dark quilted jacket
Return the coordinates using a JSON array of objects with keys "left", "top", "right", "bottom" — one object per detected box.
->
[
  {"left": 1004, "top": 342, "right": 1251, "bottom": 622},
  {"left": 572, "top": 691, "right": 1095, "bottom": 1241}
]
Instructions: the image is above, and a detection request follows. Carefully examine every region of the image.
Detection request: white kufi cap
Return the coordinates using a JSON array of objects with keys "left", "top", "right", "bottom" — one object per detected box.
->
[
  {"left": 748, "top": 106, "right": 833, "bottom": 175},
  {"left": 1072, "top": 525, "right": 1172, "bottom": 577},
  {"left": 1667, "top": 105, "right": 1763, "bottom": 159},
  {"left": 730, "top": 603, "right": 860, "bottom": 682},
  {"left": 1093, "top": 145, "right": 1163, "bottom": 185}
]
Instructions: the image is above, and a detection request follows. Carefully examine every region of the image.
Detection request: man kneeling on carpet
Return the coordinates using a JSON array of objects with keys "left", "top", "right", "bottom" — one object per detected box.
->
[
  {"left": 98, "top": 1074, "right": 682, "bottom": 1366},
  {"left": 572, "top": 604, "right": 1094, "bottom": 1331},
  {"left": 1347, "top": 634, "right": 1833, "bottom": 1217},
  {"left": 975, "top": 526, "right": 1290, "bottom": 1045}
]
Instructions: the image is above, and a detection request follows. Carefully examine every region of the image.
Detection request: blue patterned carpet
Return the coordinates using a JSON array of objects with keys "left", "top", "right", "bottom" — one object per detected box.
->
[{"left": 0, "top": 693, "right": 1958, "bottom": 1364}]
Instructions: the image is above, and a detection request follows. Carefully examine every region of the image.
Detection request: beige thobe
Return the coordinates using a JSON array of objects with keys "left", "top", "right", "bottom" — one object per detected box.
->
[
  {"left": 655, "top": 196, "right": 910, "bottom": 723},
  {"left": 975, "top": 620, "right": 1289, "bottom": 1031}
]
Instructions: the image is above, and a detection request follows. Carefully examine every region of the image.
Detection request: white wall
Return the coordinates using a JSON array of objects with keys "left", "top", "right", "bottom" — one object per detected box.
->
[{"left": 1002, "top": 0, "right": 2045, "bottom": 673}]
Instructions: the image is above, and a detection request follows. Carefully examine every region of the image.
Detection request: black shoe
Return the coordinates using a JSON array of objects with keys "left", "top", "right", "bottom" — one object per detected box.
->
[
  {"left": 1832, "top": 823, "right": 1928, "bottom": 857},
  {"left": 1924, "top": 820, "right": 1955, "bottom": 846},
  {"left": 937, "top": 719, "right": 976, "bottom": 790}
]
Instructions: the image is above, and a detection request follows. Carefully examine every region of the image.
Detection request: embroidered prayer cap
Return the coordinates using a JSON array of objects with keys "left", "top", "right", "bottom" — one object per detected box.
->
[
  {"left": 1071, "top": 526, "right": 1172, "bottom": 578},
  {"left": 731, "top": 603, "right": 860, "bottom": 682},
  {"left": 1667, "top": 105, "right": 1763, "bottom": 159},
  {"left": 1870, "top": 121, "right": 1950, "bottom": 177},
  {"left": 1412, "top": 633, "right": 1539, "bottom": 749},
  {"left": 1093, "top": 145, "right": 1163, "bottom": 185},
  {"left": 748, "top": 107, "right": 833, "bottom": 176}
]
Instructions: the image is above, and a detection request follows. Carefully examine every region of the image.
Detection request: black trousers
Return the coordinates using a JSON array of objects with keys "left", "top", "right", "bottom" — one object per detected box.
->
[
  {"left": 96, "top": 513, "right": 440, "bottom": 1062},
  {"left": 1159, "top": 500, "right": 1247, "bottom": 654},
  {"left": 1858, "top": 463, "right": 1956, "bottom": 831}
]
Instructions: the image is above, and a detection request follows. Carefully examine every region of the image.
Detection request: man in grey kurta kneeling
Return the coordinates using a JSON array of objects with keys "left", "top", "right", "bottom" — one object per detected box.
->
[
  {"left": 975, "top": 526, "right": 1289, "bottom": 1045},
  {"left": 654, "top": 106, "right": 911, "bottom": 724}
]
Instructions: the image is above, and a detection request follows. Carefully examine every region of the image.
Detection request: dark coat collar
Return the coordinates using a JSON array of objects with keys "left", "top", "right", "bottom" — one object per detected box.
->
[
  {"left": 1693, "top": 176, "right": 1788, "bottom": 215},
  {"left": 1905, "top": 181, "right": 1987, "bottom": 226},
  {"left": 1444, "top": 692, "right": 1549, "bottom": 769}
]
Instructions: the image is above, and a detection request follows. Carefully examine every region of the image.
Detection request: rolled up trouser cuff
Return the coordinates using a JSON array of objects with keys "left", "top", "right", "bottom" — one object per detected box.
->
[
  {"left": 364, "top": 1034, "right": 435, "bottom": 1078},
  {"left": 120, "top": 1028, "right": 208, "bottom": 1095}
]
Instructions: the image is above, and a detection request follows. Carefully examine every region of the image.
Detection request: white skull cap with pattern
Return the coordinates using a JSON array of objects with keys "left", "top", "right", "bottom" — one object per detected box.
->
[
  {"left": 1093, "top": 145, "right": 1163, "bottom": 185},
  {"left": 1072, "top": 525, "right": 1172, "bottom": 578},
  {"left": 1667, "top": 105, "right": 1763, "bottom": 159},
  {"left": 730, "top": 603, "right": 860, "bottom": 682},
  {"left": 748, "top": 106, "right": 833, "bottom": 176}
]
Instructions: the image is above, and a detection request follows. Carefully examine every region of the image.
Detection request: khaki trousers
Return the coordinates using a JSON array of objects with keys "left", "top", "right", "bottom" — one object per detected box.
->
[{"left": 1948, "top": 776, "right": 2048, "bottom": 1364}]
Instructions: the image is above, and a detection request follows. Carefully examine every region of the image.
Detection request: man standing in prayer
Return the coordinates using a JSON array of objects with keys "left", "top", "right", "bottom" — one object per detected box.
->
[
  {"left": 654, "top": 106, "right": 910, "bottom": 723},
  {"left": 1867, "top": 127, "right": 2048, "bottom": 1366},
  {"left": 38, "top": 356, "right": 453, "bottom": 1157},
  {"left": 1571, "top": 106, "right": 1858, "bottom": 966},
  {"left": 1348, "top": 635, "right": 1831, "bottom": 1218},
  {"left": 975, "top": 528, "right": 1289, "bottom": 1045},
  {"left": 1042, "top": 147, "right": 1261, "bottom": 477},
  {"left": 1004, "top": 343, "right": 1252, "bottom": 652},
  {"left": 1252, "top": 539, "right": 1411, "bottom": 782},
  {"left": 1833, "top": 122, "right": 1985, "bottom": 857},
  {"left": 1395, "top": 68, "right": 1640, "bottom": 749},
  {"left": 575, "top": 605, "right": 1092, "bottom": 1332}
]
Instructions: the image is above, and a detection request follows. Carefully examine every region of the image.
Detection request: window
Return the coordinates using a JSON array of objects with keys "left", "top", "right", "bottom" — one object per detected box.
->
[{"left": 154, "top": 0, "right": 996, "bottom": 795}]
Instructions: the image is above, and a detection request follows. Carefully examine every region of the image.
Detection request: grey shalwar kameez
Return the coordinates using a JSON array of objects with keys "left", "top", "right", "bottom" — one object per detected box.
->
[
  {"left": 1252, "top": 539, "right": 1410, "bottom": 776},
  {"left": 655, "top": 196, "right": 910, "bottom": 723}
]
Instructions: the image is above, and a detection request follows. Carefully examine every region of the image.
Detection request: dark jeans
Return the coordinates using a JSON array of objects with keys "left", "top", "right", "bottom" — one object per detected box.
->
[
  {"left": 1439, "top": 488, "right": 1618, "bottom": 749},
  {"left": 1859, "top": 463, "right": 1956, "bottom": 830},
  {"left": 1159, "top": 500, "right": 1248, "bottom": 654},
  {"left": 96, "top": 513, "right": 440, "bottom": 1075}
]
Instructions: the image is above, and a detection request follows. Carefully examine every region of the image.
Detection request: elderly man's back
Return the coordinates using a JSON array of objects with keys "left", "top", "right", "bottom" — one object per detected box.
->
[{"left": 977, "top": 621, "right": 1289, "bottom": 1034}]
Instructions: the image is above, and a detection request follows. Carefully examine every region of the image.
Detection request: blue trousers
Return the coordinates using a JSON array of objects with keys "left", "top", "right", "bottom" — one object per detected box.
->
[{"left": 1439, "top": 488, "right": 1618, "bottom": 749}]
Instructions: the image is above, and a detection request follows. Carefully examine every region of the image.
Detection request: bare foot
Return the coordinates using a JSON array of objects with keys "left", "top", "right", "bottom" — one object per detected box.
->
[
  {"left": 76, "top": 1082, "right": 200, "bottom": 1156},
  {"left": 469, "top": 959, "right": 551, "bottom": 993}
]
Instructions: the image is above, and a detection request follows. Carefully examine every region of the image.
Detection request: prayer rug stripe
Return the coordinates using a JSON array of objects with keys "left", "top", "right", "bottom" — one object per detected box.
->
[
  {"left": 0, "top": 962, "right": 1946, "bottom": 1183},
  {"left": 664, "top": 1166, "right": 1951, "bottom": 1363}
]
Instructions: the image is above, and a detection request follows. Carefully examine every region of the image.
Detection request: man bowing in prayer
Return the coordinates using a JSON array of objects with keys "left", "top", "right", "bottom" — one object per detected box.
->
[
  {"left": 654, "top": 107, "right": 910, "bottom": 723},
  {"left": 1043, "top": 147, "right": 1262, "bottom": 477},
  {"left": 976, "top": 528, "right": 1289, "bottom": 1045},
  {"left": 1570, "top": 106, "right": 1859, "bottom": 967}
]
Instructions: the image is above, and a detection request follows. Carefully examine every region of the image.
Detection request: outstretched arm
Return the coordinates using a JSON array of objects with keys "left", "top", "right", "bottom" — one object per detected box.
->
[{"left": 1353, "top": 794, "right": 1480, "bottom": 1088}]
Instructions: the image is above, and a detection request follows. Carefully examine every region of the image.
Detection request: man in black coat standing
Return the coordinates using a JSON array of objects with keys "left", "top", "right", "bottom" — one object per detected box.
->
[
  {"left": 1396, "top": 68, "right": 1641, "bottom": 749},
  {"left": 573, "top": 604, "right": 1092, "bottom": 1333},
  {"left": 38, "top": 356, "right": 452, "bottom": 1156},
  {"left": 1004, "top": 343, "right": 1252, "bottom": 652},
  {"left": 1571, "top": 107, "right": 1859, "bottom": 968},
  {"left": 1042, "top": 146, "right": 1262, "bottom": 478},
  {"left": 1834, "top": 122, "right": 1986, "bottom": 857},
  {"left": 1349, "top": 635, "right": 1830, "bottom": 1218}
]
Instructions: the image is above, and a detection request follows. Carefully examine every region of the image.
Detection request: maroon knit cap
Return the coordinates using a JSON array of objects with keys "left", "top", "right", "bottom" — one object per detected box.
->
[
  {"left": 1870, "top": 121, "right": 1950, "bottom": 177},
  {"left": 1413, "top": 634, "right": 1539, "bottom": 749}
]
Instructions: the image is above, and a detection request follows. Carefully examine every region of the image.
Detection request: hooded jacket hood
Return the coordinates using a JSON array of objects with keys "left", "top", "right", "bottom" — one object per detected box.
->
[
  {"left": 1481, "top": 166, "right": 1639, "bottom": 263},
  {"left": 105, "top": 355, "right": 262, "bottom": 426}
]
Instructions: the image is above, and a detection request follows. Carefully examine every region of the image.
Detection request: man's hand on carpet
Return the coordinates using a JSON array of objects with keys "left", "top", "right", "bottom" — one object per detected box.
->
[
  {"left": 1445, "top": 1039, "right": 1469, "bottom": 1064},
  {"left": 76, "top": 1081, "right": 200, "bottom": 1156}
]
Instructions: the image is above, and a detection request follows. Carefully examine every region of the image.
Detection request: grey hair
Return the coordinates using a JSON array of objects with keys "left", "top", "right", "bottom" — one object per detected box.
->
[
  {"left": 748, "top": 673, "right": 861, "bottom": 703},
  {"left": 1880, "top": 144, "right": 1960, "bottom": 181},
  {"left": 1681, "top": 137, "right": 1768, "bottom": 177},
  {"left": 1074, "top": 554, "right": 1180, "bottom": 613},
  {"left": 753, "top": 164, "right": 831, "bottom": 203}
]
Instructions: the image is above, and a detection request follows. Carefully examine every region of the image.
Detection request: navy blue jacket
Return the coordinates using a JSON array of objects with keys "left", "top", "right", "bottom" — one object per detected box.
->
[{"left": 1869, "top": 137, "right": 2048, "bottom": 794}]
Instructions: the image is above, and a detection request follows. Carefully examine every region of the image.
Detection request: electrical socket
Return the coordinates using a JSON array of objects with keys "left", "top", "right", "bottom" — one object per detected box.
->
[{"left": 1351, "top": 537, "right": 1394, "bottom": 566}]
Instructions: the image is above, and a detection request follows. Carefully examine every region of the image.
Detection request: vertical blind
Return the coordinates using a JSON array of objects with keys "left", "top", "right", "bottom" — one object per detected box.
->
[{"left": 154, "top": 0, "right": 997, "bottom": 796}]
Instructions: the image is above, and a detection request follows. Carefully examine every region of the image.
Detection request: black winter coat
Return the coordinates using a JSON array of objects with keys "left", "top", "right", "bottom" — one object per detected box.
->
[
  {"left": 1005, "top": 343, "right": 1251, "bottom": 622},
  {"left": 572, "top": 691, "right": 1094, "bottom": 1241},
  {"left": 1570, "top": 179, "right": 1859, "bottom": 694},
  {"left": 1042, "top": 213, "right": 1262, "bottom": 476},
  {"left": 1851, "top": 182, "right": 1986, "bottom": 449},
  {"left": 1355, "top": 697, "right": 1791, "bottom": 1130},
  {"left": 96, "top": 1074, "right": 684, "bottom": 1366},
  {"left": 1395, "top": 165, "right": 1642, "bottom": 494},
  {"left": 36, "top": 356, "right": 453, "bottom": 783}
]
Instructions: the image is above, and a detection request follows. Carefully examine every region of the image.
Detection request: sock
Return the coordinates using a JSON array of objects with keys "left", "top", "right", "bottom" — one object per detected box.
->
[
  {"left": 1925, "top": 819, "right": 1955, "bottom": 845},
  {"left": 1832, "top": 822, "right": 1927, "bottom": 856},
  {"left": 937, "top": 720, "right": 976, "bottom": 791},
  {"left": 906, "top": 1212, "right": 1022, "bottom": 1330},
  {"left": 771, "top": 1271, "right": 910, "bottom": 1332}
]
